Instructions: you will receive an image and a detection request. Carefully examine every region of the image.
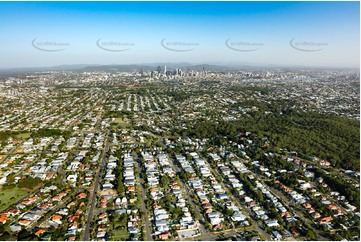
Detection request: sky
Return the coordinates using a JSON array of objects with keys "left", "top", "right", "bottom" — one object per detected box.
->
[{"left": 0, "top": 1, "right": 359, "bottom": 68}]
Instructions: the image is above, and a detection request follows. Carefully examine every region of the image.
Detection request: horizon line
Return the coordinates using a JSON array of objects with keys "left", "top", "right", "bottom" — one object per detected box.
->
[{"left": 0, "top": 62, "right": 360, "bottom": 71}]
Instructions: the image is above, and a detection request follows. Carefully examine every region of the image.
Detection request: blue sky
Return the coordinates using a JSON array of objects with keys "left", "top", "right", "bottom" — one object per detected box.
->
[{"left": 0, "top": 1, "right": 359, "bottom": 68}]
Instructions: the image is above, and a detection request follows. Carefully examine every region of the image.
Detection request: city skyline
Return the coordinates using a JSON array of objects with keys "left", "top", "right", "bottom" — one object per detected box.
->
[{"left": 0, "top": 1, "right": 359, "bottom": 69}]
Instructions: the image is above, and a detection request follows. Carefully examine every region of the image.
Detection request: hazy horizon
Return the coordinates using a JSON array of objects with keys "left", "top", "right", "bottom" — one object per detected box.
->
[
  {"left": 0, "top": 61, "right": 360, "bottom": 72},
  {"left": 0, "top": 1, "right": 359, "bottom": 69}
]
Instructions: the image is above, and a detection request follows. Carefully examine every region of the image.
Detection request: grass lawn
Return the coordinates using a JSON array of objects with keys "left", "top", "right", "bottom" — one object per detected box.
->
[
  {"left": 112, "top": 229, "right": 130, "bottom": 241},
  {"left": 0, "top": 187, "right": 28, "bottom": 211},
  {"left": 15, "top": 132, "right": 31, "bottom": 140},
  {"left": 112, "top": 118, "right": 124, "bottom": 124},
  {"left": 111, "top": 118, "right": 130, "bottom": 128}
]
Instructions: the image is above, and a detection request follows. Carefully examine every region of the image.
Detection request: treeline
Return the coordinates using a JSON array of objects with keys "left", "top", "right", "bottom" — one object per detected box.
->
[
  {"left": 0, "top": 130, "right": 31, "bottom": 140},
  {"left": 269, "top": 111, "right": 359, "bottom": 171},
  {"left": 0, "top": 129, "right": 71, "bottom": 146},
  {"left": 178, "top": 118, "right": 250, "bottom": 140},
  {"left": 226, "top": 85, "right": 272, "bottom": 95},
  {"left": 312, "top": 168, "right": 360, "bottom": 209},
  {"left": 325, "top": 175, "right": 360, "bottom": 209},
  {"left": 18, "top": 177, "right": 43, "bottom": 190},
  {"left": 0, "top": 131, "right": 15, "bottom": 143},
  {"left": 164, "top": 90, "right": 190, "bottom": 102},
  {"left": 30, "top": 128, "right": 71, "bottom": 139},
  {"left": 180, "top": 111, "right": 359, "bottom": 209},
  {"left": 180, "top": 109, "right": 359, "bottom": 171},
  {"left": 104, "top": 110, "right": 133, "bottom": 119}
]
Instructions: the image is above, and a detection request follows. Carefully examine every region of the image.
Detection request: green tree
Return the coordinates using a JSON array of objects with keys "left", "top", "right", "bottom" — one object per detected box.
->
[
  {"left": 18, "top": 177, "right": 43, "bottom": 190},
  {"left": 306, "top": 229, "right": 316, "bottom": 240}
]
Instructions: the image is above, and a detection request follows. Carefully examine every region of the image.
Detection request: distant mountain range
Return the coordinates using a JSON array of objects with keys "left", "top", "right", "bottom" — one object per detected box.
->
[
  {"left": 0, "top": 64, "right": 97, "bottom": 74},
  {"left": 0, "top": 63, "right": 357, "bottom": 75},
  {"left": 0, "top": 63, "right": 251, "bottom": 74}
]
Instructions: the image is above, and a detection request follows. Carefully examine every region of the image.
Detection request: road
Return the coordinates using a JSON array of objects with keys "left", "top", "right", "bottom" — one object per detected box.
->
[
  {"left": 15, "top": 139, "right": 54, "bottom": 179},
  {"left": 243, "top": 158, "right": 327, "bottom": 241},
  {"left": 204, "top": 157, "right": 271, "bottom": 241},
  {"left": 169, "top": 157, "right": 216, "bottom": 241},
  {"left": 0, "top": 141, "right": 23, "bottom": 163},
  {"left": 136, "top": 157, "right": 153, "bottom": 241},
  {"left": 83, "top": 130, "right": 110, "bottom": 241},
  {"left": 243, "top": 157, "right": 327, "bottom": 240},
  {"left": 267, "top": 185, "right": 326, "bottom": 240},
  {"left": 181, "top": 182, "right": 215, "bottom": 241},
  {"left": 0, "top": 140, "right": 55, "bottom": 213},
  {"left": 239, "top": 161, "right": 326, "bottom": 240},
  {"left": 27, "top": 193, "right": 74, "bottom": 231}
]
